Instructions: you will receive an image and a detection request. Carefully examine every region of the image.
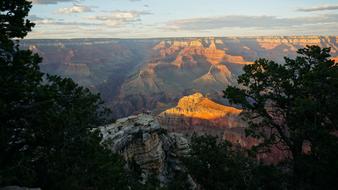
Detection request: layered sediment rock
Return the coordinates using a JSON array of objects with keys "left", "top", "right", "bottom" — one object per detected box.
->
[
  {"left": 23, "top": 37, "right": 338, "bottom": 118},
  {"left": 155, "top": 38, "right": 252, "bottom": 65},
  {"left": 257, "top": 36, "right": 323, "bottom": 50},
  {"left": 98, "top": 114, "right": 195, "bottom": 188},
  {"left": 158, "top": 93, "right": 242, "bottom": 129}
]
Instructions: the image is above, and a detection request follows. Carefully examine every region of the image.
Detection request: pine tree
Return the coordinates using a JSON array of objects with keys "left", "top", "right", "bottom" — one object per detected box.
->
[
  {"left": 0, "top": 1, "right": 129, "bottom": 189},
  {"left": 224, "top": 46, "right": 338, "bottom": 189}
]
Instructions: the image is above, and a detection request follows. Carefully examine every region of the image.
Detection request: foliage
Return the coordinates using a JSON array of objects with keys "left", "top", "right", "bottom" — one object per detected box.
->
[
  {"left": 184, "top": 135, "right": 285, "bottom": 190},
  {"left": 0, "top": 0, "right": 129, "bottom": 189},
  {"left": 166, "top": 172, "right": 192, "bottom": 190},
  {"left": 224, "top": 46, "right": 338, "bottom": 189}
]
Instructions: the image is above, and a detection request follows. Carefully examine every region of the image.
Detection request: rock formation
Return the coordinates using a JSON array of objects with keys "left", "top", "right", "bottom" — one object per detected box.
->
[
  {"left": 22, "top": 37, "right": 338, "bottom": 118},
  {"left": 158, "top": 93, "right": 287, "bottom": 164},
  {"left": 98, "top": 113, "right": 196, "bottom": 188},
  {"left": 256, "top": 36, "right": 336, "bottom": 50},
  {"left": 333, "top": 56, "right": 338, "bottom": 63},
  {"left": 158, "top": 93, "right": 242, "bottom": 130}
]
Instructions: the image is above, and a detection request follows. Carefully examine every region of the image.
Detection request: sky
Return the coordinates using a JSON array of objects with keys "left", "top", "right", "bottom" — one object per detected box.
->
[{"left": 27, "top": 0, "right": 338, "bottom": 39}]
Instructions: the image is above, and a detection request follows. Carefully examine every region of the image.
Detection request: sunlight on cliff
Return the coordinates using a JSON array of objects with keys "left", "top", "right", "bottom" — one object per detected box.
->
[{"left": 158, "top": 93, "right": 243, "bottom": 128}]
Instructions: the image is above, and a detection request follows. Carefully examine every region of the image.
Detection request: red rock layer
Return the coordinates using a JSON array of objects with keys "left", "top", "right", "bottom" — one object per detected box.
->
[{"left": 158, "top": 93, "right": 242, "bottom": 128}]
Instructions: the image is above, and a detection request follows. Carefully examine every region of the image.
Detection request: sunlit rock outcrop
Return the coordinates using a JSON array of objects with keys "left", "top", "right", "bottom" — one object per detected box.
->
[
  {"left": 257, "top": 36, "right": 321, "bottom": 50},
  {"left": 158, "top": 93, "right": 287, "bottom": 164},
  {"left": 158, "top": 93, "right": 242, "bottom": 129},
  {"left": 155, "top": 38, "right": 252, "bottom": 65}
]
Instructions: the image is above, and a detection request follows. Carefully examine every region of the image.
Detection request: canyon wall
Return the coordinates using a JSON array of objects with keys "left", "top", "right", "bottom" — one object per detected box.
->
[{"left": 23, "top": 36, "right": 338, "bottom": 118}]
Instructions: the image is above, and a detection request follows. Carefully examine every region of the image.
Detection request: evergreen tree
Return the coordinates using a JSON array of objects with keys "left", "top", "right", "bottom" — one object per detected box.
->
[
  {"left": 184, "top": 135, "right": 285, "bottom": 190},
  {"left": 224, "top": 46, "right": 338, "bottom": 189},
  {"left": 0, "top": 1, "right": 129, "bottom": 189}
]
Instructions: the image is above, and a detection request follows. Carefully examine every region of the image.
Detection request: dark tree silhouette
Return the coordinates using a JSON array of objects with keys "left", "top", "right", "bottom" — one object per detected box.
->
[
  {"left": 224, "top": 46, "right": 338, "bottom": 189},
  {"left": 183, "top": 135, "right": 285, "bottom": 190},
  {"left": 0, "top": 1, "right": 129, "bottom": 189}
]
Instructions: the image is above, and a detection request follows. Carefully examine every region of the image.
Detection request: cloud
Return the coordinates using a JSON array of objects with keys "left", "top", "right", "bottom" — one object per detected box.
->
[
  {"left": 31, "top": 0, "right": 140, "bottom": 4},
  {"left": 29, "top": 14, "right": 98, "bottom": 26},
  {"left": 56, "top": 4, "right": 93, "bottom": 14},
  {"left": 28, "top": 15, "right": 44, "bottom": 21},
  {"left": 88, "top": 10, "right": 151, "bottom": 26},
  {"left": 165, "top": 14, "right": 338, "bottom": 31},
  {"left": 30, "top": 0, "right": 76, "bottom": 4},
  {"left": 28, "top": 9, "right": 151, "bottom": 28},
  {"left": 297, "top": 4, "right": 338, "bottom": 12},
  {"left": 28, "top": 26, "right": 134, "bottom": 39}
]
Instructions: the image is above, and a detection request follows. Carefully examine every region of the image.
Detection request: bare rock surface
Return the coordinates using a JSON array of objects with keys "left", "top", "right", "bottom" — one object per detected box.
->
[
  {"left": 98, "top": 113, "right": 195, "bottom": 188},
  {"left": 158, "top": 93, "right": 243, "bottom": 129}
]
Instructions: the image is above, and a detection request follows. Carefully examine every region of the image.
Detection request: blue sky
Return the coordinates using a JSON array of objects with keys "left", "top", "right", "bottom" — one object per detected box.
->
[{"left": 28, "top": 0, "right": 338, "bottom": 38}]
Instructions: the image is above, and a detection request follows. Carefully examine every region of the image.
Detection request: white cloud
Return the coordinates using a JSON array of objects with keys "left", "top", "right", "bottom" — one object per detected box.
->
[
  {"left": 31, "top": 0, "right": 140, "bottom": 4},
  {"left": 29, "top": 14, "right": 97, "bottom": 26},
  {"left": 88, "top": 10, "right": 150, "bottom": 27},
  {"left": 297, "top": 4, "right": 338, "bottom": 12},
  {"left": 30, "top": 0, "right": 75, "bottom": 4},
  {"left": 56, "top": 4, "right": 93, "bottom": 14},
  {"left": 165, "top": 14, "right": 338, "bottom": 31}
]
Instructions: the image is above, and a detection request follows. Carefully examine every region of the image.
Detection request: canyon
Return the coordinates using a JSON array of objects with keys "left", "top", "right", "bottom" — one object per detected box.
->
[
  {"left": 21, "top": 37, "right": 338, "bottom": 176},
  {"left": 23, "top": 36, "right": 338, "bottom": 119}
]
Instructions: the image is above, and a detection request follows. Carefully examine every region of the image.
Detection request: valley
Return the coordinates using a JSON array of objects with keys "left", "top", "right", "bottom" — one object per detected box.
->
[
  {"left": 23, "top": 36, "right": 338, "bottom": 119},
  {"left": 4, "top": 0, "right": 338, "bottom": 188},
  {"left": 23, "top": 37, "right": 338, "bottom": 164}
]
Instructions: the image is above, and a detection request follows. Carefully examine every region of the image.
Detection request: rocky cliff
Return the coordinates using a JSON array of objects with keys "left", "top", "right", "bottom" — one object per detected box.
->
[
  {"left": 158, "top": 93, "right": 242, "bottom": 130},
  {"left": 98, "top": 113, "right": 196, "bottom": 188},
  {"left": 256, "top": 36, "right": 338, "bottom": 50},
  {"left": 158, "top": 93, "right": 287, "bottom": 164},
  {"left": 23, "top": 37, "right": 338, "bottom": 118}
]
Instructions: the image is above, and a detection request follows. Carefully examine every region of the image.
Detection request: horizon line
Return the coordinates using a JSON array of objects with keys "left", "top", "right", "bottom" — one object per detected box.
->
[{"left": 24, "top": 35, "right": 338, "bottom": 40}]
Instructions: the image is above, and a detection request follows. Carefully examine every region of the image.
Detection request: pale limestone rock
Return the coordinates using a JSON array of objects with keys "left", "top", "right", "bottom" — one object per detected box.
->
[
  {"left": 99, "top": 113, "right": 195, "bottom": 188},
  {"left": 256, "top": 36, "right": 327, "bottom": 50}
]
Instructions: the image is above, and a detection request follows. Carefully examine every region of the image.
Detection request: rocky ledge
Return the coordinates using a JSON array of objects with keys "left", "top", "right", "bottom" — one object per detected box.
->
[{"left": 98, "top": 113, "right": 196, "bottom": 188}]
